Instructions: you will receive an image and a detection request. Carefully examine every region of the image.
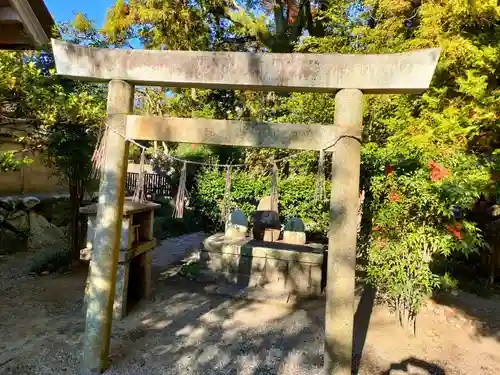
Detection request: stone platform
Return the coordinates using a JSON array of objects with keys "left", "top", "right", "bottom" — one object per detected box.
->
[{"left": 201, "top": 233, "right": 324, "bottom": 297}]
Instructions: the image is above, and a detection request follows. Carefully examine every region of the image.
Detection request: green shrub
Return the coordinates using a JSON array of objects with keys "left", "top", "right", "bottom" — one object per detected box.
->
[
  {"left": 439, "top": 272, "right": 459, "bottom": 292},
  {"left": 150, "top": 144, "right": 215, "bottom": 193},
  {"left": 179, "top": 261, "right": 201, "bottom": 279},
  {"left": 191, "top": 167, "right": 330, "bottom": 234},
  {"left": 365, "top": 148, "right": 490, "bottom": 328},
  {"left": 431, "top": 255, "right": 499, "bottom": 297},
  {"left": 153, "top": 195, "right": 175, "bottom": 217},
  {"left": 152, "top": 197, "right": 201, "bottom": 239},
  {"left": 279, "top": 174, "right": 331, "bottom": 234}
]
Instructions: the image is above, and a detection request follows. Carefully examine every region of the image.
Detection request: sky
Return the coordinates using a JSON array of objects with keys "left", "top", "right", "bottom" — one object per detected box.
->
[{"left": 44, "top": 0, "right": 114, "bottom": 27}]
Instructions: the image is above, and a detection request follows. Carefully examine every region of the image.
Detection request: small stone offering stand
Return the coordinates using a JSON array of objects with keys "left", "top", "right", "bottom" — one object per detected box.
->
[
  {"left": 201, "top": 196, "right": 324, "bottom": 297},
  {"left": 80, "top": 197, "right": 160, "bottom": 319}
]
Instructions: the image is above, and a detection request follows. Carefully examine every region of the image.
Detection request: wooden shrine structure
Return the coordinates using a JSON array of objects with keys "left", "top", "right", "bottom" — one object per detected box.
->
[
  {"left": 51, "top": 38, "right": 440, "bottom": 375},
  {"left": 0, "top": 0, "right": 53, "bottom": 50}
]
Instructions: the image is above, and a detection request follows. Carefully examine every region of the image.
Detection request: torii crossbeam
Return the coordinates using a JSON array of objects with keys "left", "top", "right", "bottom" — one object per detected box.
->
[{"left": 51, "top": 39, "right": 440, "bottom": 375}]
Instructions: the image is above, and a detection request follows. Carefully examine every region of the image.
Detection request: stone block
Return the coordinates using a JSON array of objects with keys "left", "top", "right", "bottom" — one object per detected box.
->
[
  {"left": 224, "top": 271, "right": 266, "bottom": 287},
  {"left": 283, "top": 231, "right": 306, "bottom": 245},
  {"left": 263, "top": 228, "right": 280, "bottom": 242},
  {"left": 0, "top": 197, "right": 17, "bottom": 211},
  {"left": 6, "top": 210, "right": 29, "bottom": 233},
  {"left": 22, "top": 196, "right": 40, "bottom": 209},
  {"left": 283, "top": 217, "right": 306, "bottom": 245},
  {"left": 251, "top": 255, "right": 267, "bottom": 272},
  {"left": 309, "top": 266, "right": 322, "bottom": 296},
  {"left": 236, "top": 254, "right": 266, "bottom": 275},
  {"left": 28, "top": 212, "right": 65, "bottom": 251},
  {"left": 84, "top": 250, "right": 152, "bottom": 320},
  {"left": 201, "top": 233, "right": 324, "bottom": 298},
  {"left": 0, "top": 207, "right": 8, "bottom": 220},
  {"left": 225, "top": 227, "right": 247, "bottom": 240},
  {"left": 287, "top": 261, "right": 311, "bottom": 294},
  {"left": 257, "top": 196, "right": 278, "bottom": 212},
  {"left": 225, "top": 210, "right": 248, "bottom": 240},
  {"left": 223, "top": 243, "right": 243, "bottom": 256},
  {"left": 207, "top": 252, "right": 240, "bottom": 275},
  {"left": 0, "top": 228, "right": 27, "bottom": 254},
  {"left": 256, "top": 246, "right": 323, "bottom": 264},
  {"left": 265, "top": 257, "right": 289, "bottom": 282}
]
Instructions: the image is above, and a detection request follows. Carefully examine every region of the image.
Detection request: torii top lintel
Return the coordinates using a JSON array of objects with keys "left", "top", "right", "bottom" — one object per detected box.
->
[{"left": 51, "top": 39, "right": 440, "bottom": 94}]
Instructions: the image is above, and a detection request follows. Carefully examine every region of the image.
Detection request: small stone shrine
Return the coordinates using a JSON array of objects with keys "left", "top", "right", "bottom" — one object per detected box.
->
[
  {"left": 283, "top": 217, "right": 307, "bottom": 245},
  {"left": 80, "top": 197, "right": 159, "bottom": 319},
  {"left": 252, "top": 196, "right": 281, "bottom": 242},
  {"left": 225, "top": 209, "right": 248, "bottom": 240},
  {"left": 201, "top": 198, "right": 324, "bottom": 297}
]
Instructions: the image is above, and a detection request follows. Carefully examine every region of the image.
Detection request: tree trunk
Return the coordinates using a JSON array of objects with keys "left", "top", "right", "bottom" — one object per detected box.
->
[{"left": 69, "top": 182, "right": 81, "bottom": 259}]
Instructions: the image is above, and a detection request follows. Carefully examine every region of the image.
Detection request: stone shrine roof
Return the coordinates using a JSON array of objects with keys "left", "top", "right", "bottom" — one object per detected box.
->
[{"left": 80, "top": 198, "right": 160, "bottom": 216}]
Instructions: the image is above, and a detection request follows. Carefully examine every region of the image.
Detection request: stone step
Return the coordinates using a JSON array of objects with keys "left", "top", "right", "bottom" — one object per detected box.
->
[{"left": 204, "top": 281, "right": 324, "bottom": 304}]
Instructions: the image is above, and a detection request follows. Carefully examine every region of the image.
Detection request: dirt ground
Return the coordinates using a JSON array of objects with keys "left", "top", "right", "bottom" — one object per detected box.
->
[{"left": 1, "top": 243, "right": 500, "bottom": 375}]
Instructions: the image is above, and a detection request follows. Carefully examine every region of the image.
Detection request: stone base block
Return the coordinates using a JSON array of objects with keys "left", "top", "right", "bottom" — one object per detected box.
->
[
  {"left": 283, "top": 231, "right": 306, "bottom": 245},
  {"left": 202, "top": 234, "right": 324, "bottom": 297}
]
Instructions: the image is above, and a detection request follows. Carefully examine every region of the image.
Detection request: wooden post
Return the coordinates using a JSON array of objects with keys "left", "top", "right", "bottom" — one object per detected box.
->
[
  {"left": 81, "top": 80, "right": 134, "bottom": 375},
  {"left": 325, "top": 89, "right": 363, "bottom": 375}
]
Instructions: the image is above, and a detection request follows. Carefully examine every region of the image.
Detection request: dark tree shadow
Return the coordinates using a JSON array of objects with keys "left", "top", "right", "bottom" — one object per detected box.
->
[
  {"left": 432, "top": 290, "right": 500, "bottom": 342},
  {"left": 352, "top": 284, "right": 376, "bottom": 375},
  {"left": 381, "top": 357, "right": 445, "bottom": 375}
]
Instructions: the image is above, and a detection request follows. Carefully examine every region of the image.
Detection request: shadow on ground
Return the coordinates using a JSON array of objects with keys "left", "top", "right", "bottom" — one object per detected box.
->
[
  {"left": 382, "top": 357, "right": 445, "bottom": 375},
  {"left": 352, "top": 284, "right": 376, "bottom": 374},
  {"left": 432, "top": 290, "right": 500, "bottom": 342},
  {"left": 105, "top": 276, "right": 327, "bottom": 375},
  {"left": 0, "top": 250, "right": 479, "bottom": 375},
  {"left": 103, "top": 276, "right": 441, "bottom": 375}
]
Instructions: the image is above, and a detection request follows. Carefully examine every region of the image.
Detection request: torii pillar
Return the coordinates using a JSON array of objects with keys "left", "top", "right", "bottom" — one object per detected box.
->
[
  {"left": 325, "top": 88, "right": 363, "bottom": 375},
  {"left": 51, "top": 39, "right": 440, "bottom": 375}
]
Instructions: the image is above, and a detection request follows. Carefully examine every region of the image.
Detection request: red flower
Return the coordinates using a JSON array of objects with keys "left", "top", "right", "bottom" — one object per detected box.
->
[
  {"left": 389, "top": 192, "right": 401, "bottom": 202},
  {"left": 447, "top": 224, "right": 462, "bottom": 241},
  {"left": 385, "top": 165, "right": 395, "bottom": 176},
  {"left": 428, "top": 161, "right": 450, "bottom": 182},
  {"left": 191, "top": 143, "right": 198, "bottom": 150}
]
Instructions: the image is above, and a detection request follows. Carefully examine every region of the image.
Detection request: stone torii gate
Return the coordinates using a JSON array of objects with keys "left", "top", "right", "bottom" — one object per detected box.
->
[{"left": 51, "top": 39, "right": 440, "bottom": 375}]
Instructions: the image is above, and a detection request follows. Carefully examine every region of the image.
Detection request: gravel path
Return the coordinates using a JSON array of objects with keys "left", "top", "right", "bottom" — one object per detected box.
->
[
  {"left": 105, "top": 290, "right": 326, "bottom": 375},
  {"left": 151, "top": 232, "right": 205, "bottom": 270},
  {"left": 2, "top": 233, "right": 500, "bottom": 375}
]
